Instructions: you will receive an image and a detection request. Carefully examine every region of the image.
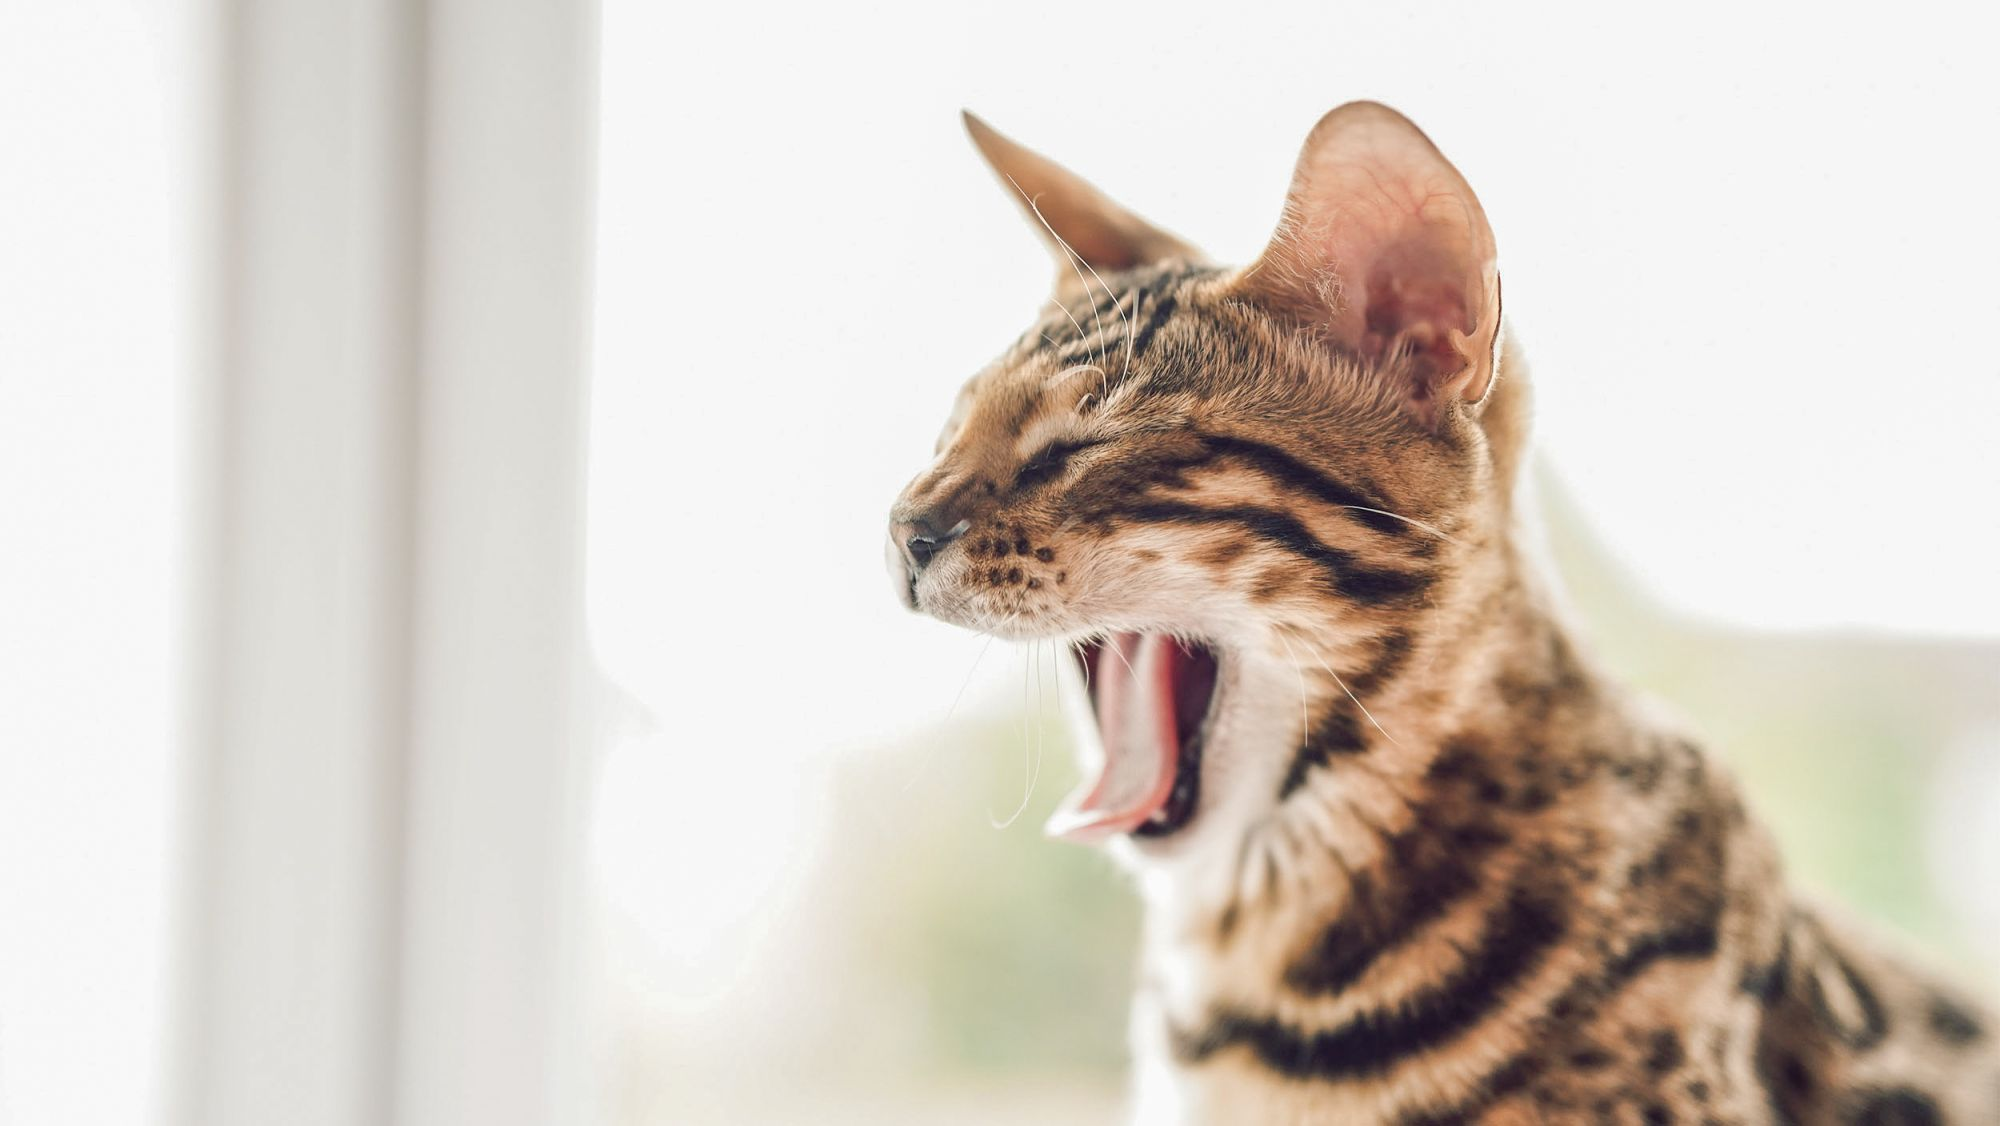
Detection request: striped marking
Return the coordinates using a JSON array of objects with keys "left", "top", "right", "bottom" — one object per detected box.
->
[
  {"left": 1195, "top": 433, "right": 1414, "bottom": 538},
  {"left": 1036, "top": 265, "right": 1209, "bottom": 373},
  {"left": 1119, "top": 501, "right": 1433, "bottom": 606},
  {"left": 1282, "top": 816, "right": 1502, "bottom": 997},
  {"left": 1276, "top": 633, "right": 1417, "bottom": 799},
  {"left": 1278, "top": 708, "right": 1367, "bottom": 800},
  {"left": 1173, "top": 882, "right": 1566, "bottom": 1082}
]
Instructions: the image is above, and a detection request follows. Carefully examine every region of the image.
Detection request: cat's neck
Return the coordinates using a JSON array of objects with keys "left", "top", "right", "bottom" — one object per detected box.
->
[{"left": 1129, "top": 521, "right": 1639, "bottom": 943}]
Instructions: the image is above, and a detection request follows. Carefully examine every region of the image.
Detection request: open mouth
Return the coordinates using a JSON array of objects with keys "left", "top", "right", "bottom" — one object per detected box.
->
[{"left": 1046, "top": 634, "right": 1221, "bottom": 844}]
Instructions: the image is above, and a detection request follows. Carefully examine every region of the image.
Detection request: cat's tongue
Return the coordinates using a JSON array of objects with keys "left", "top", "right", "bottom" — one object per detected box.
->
[{"left": 1045, "top": 633, "right": 1181, "bottom": 844}]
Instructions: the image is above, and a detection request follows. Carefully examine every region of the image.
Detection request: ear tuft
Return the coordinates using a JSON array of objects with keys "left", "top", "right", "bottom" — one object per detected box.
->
[
  {"left": 962, "top": 111, "right": 1202, "bottom": 294},
  {"left": 1239, "top": 102, "right": 1500, "bottom": 427}
]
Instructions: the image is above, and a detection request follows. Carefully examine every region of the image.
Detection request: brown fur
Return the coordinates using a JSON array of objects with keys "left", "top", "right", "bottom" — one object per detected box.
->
[{"left": 888, "top": 106, "right": 2000, "bottom": 1124}]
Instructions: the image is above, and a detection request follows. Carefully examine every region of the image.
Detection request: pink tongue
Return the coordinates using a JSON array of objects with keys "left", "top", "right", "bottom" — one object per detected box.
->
[{"left": 1046, "top": 633, "right": 1181, "bottom": 844}]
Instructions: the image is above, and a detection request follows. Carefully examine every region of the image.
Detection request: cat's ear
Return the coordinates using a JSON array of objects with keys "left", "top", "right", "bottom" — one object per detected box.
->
[
  {"left": 1239, "top": 102, "right": 1500, "bottom": 427},
  {"left": 963, "top": 111, "right": 1202, "bottom": 296}
]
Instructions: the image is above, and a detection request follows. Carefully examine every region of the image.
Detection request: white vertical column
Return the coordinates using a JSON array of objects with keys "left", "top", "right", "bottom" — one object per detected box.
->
[
  {"left": 174, "top": 0, "right": 422, "bottom": 1122},
  {"left": 394, "top": 0, "right": 598, "bottom": 1122},
  {"left": 172, "top": 0, "right": 597, "bottom": 1122}
]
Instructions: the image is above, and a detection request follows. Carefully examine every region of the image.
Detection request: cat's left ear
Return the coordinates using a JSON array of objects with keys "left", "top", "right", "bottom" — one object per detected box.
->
[
  {"left": 963, "top": 111, "right": 1203, "bottom": 297},
  {"left": 1238, "top": 102, "right": 1500, "bottom": 427}
]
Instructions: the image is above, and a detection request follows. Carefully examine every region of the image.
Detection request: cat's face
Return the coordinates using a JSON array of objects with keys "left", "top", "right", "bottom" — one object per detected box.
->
[
  {"left": 889, "top": 104, "right": 1513, "bottom": 862},
  {"left": 891, "top": 255, "right": 1493, "bottom": 636}
]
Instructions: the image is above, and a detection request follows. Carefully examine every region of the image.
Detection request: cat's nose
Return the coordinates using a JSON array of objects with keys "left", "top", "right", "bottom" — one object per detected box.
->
[{"left": 894, "top": 513, "right": 969, "bottom": 571}]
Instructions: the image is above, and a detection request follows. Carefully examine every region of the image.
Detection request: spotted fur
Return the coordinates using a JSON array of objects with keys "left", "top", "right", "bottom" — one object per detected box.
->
[{"left": 888, "top": 105, "right": 2000, "bottom": 1124}]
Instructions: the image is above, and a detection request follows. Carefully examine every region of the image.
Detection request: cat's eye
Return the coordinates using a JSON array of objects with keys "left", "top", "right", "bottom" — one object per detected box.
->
[{"left": 1014, "top": 439, "right": 1103, "bottom": 489}]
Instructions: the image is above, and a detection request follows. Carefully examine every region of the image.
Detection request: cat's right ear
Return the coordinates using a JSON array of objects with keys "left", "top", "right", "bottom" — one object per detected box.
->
[{"left": 962, "top": 111, "right": 1201, "bottom": 298}]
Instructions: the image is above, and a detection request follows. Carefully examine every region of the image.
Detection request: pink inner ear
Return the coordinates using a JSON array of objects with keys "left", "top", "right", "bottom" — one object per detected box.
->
[
  {"left": 1309, "top": 188, "right": 1493, "bottom": 397},
  {"left": 1245, "top": 103, "right": 1500, "bottom": 421},
  {"left": 1356, "top": 235, "right": 1479, "bottom": 373}
]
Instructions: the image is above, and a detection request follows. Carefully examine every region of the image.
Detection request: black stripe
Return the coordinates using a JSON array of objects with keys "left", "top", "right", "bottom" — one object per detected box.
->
[
  {"left": 1347, "top": 630, "right": 1413, "bottom": 697},
  {"left": 1283, "top": 866, "right": 1387, "bottom": 996},
  {"left": 1417, "top": 915, "right": 1724, "bottom": 1124},
  {"left": 1399, "top": 1051, "right": 1546, "bottom": 1126},
  {"left": 1060, "top": 289, "right": 1135, "bottom": 360},
  {"left": 1121, "top": 501, "right": 1432, "bottom": 606},
  {"left": 1754, "top": 1045, "right": 1809, "bottom": 1126},
  {"left": 1082, "top": 285, "right": 1131, "bottom": 328},
  {"left": 1128, "top": 292, "right": 1178, "bottom": 358},
  {"left": 1284, "top": 752, "right": 1510, "bottom": 996},
  {"left": 1278, "top": 708, "right": 1366, "bottom": 800},
  {"left": 1196, "top": 434, "right": 1411, "bottom": 537},
  {"left": 1046, "top": 285, "right": 1161, "bottom": 371},
  {"left": 1065, "top": 447, "right": 1221, "bottom": 517},
  {"left": 1741, "top": 929, "right": 1793, "bottom": 1004},
  {"left": 1809, "top": 945, "right": 1888, "bottom": 1051},
  {"left": 1610, "top": 920, "right": 1720, "bottom": 982},
  {"left": 1925, "top": 992, "right": 1985, "bottom": 1046},
  {"left": 1282, "top": 823, "right": 1492, "bottom": 996},
  {"left": 1841, "top": 1088, "right": 1942, "bottom": 1126},
  {"left": 1172, "top": 883, "right": 1566, "bottom": 1081},
  {"left": 1277, "top": 632, "right": 1415, "bottom": 799}
]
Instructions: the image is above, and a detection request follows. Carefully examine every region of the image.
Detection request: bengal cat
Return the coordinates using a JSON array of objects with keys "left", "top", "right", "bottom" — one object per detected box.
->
[{"left": 885, "top": 103, "right": 2000, "bottom": 1124}]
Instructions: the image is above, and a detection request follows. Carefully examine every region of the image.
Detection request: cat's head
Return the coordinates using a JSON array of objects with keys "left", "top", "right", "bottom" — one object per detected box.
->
[{"left": 888, "top": 103, "right": 1524, "bottom": 872}]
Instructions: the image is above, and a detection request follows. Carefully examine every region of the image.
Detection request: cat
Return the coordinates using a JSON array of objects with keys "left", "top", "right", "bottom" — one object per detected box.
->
[{"left": 886, "top": 103, "right": 2000, "bottom": 1124}]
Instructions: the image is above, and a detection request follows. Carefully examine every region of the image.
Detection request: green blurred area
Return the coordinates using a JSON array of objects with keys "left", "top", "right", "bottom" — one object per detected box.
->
[
  {"left": 1539, "top": 469, "right": 2000, "bottom": 974},
  {"left": 819, "top": 708, "right": 1136, "bottom": 1080}
]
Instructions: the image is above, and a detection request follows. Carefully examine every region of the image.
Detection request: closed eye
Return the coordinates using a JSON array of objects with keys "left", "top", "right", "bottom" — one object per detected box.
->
[{"left": 1014, "top": 439, "right": 1106, "bottom": 490}]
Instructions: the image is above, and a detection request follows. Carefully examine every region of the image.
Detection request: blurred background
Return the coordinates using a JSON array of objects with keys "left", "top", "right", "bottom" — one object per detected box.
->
[{"left": 3, "top": 1, "right": 1997, "bottom": 1124}]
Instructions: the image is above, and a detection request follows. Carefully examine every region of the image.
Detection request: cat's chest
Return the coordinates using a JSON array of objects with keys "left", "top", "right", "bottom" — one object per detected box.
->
[{"left": 1116, "top": 734, "right": 1771, "bottom": 1124}]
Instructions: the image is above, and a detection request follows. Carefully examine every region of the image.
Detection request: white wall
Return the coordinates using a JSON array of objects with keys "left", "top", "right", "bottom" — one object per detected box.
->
[{"left": 0, "top": 4, "right": 182, "bottom": 1122}]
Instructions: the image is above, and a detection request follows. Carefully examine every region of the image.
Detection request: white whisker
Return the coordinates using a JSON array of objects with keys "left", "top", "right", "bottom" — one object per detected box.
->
[
  {"left": 1102, "top": 632, "right": 1142, "bottom": 690},
  {"left": 990, "top": 639, "right": 1046, "bottom": 829},
  {"left": 1270, "top": 626, "right": 1314, "bottom": 747},
  {"left": 1008, "top": 177, "right": 1114, "bottom": 372},
  {"left": 1338, "top": 505, "right": 1461, "bottom": 544},
  {"left": 1048, "top": 635, "right": 1071, "bottom": 737},
  {"left": 1050, "top": 362, "right": 1106, "bottom": 392},
  {"left": 1280, "top": 623, "right": 1404, "bottom": 748},
  {"left": 1071, "top": 243, "right": 1140, "bottom": 386},
  {"left": 901, "top": 629, "right": 999, "bottom": 794}
]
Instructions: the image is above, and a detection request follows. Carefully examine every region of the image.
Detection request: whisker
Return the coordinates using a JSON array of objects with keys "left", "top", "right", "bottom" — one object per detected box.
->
[
  {"left": 1280, "top": 624, "right": 1404, "bottom": 748},
  {"left": 900, "top": 630, "right": 1000, "bottom": 794},
  {"left": 1029, "top": 192, "right": 1141, "bottom": 396},
  {"left": 1048, "top": 634, "right": 1072, "bottom": 739},
  {"left": 1336, "top": 505, "right": 1461, "bottom": 545},
  {"left": 1270, "top": 626, "right": 1315, "bottom": 748},
  {"left": 1050, "top": 362, "right": 1106, "bottom": 392},
  {"left": 1071, "top": 246, "right": 1139, "bottom": 388},
  {"left": 1007, "top": 176, "right": 1115, "bottom": 373},
  {"left": 1102, "top": 631, "right": 1142, "bottom": 689},
  {"left": 1030, "top": 641, "right": 1051, "bottom": 815},
  {"left": 990, "top": 638, "right": 1046, "bottom": 829},
  {"left": 1032, "top": 260, "right": 1096, "bottom": 356}
]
